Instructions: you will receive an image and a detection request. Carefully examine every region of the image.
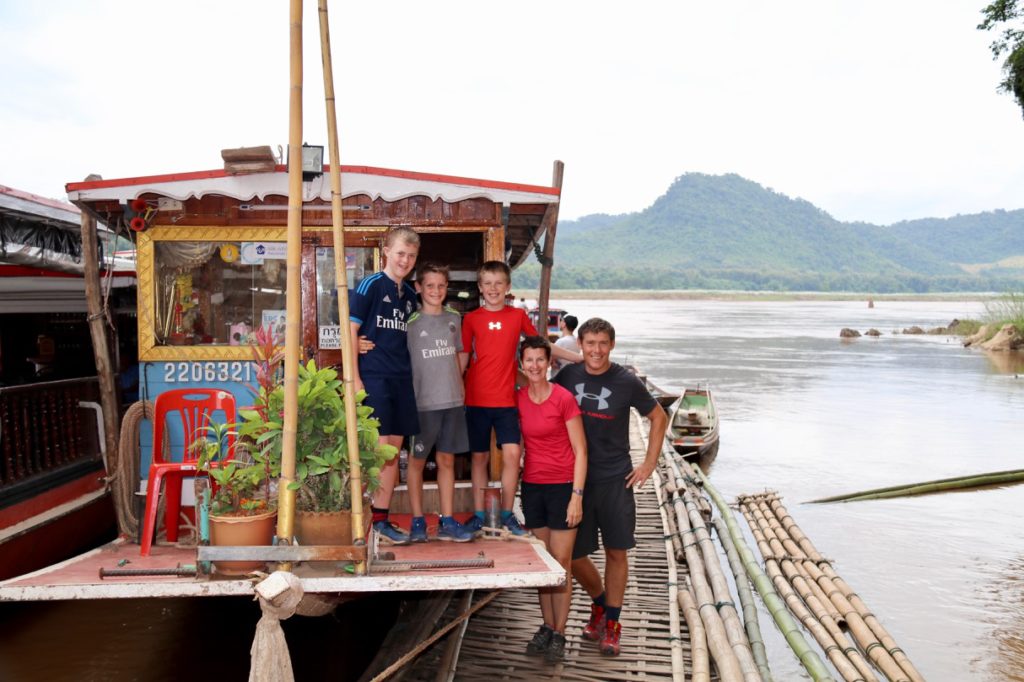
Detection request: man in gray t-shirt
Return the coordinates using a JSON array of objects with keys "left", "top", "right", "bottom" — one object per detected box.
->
[{"left": 550, "top": 314, "right": 580, "bottom": 376}]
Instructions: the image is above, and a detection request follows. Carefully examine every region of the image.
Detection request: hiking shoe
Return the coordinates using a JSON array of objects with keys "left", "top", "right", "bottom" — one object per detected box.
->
[
  {"left": 545, "top": 632, "right": 567, "bottom": 664},
  {"left": 373, "top": 520, "right": 411, "bottom": 546},
  {"left": 582, "top": 604, "right": 606, "bottom": 641},
  {"left": 502, "top": 514, "right": 529, "bottom": 537},
  {"left": 463, "top": 515, "right": 484, "bottom": 536},
  {"left": 437, "top": 518, "right": 474, "bottom": 543},
  {"left": 409, "top": 516, "right": 428, "bottom": 543},
  {"left": 599, "top": 620, "right": 621, "bottom": 656},
  {"left": 525, "top": 624, "right": 553, "bottom": 656}
]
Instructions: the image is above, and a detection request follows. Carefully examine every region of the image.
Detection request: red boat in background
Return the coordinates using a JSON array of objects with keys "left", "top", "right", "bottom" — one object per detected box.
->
[{"left": 0, "top": 185, "right": 133, "bottom": 580}]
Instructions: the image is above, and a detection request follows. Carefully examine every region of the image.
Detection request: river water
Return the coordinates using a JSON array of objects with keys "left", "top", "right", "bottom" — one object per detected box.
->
[
  {"left": 553, "top": 297, "right": 1024, "bottom": 681},
  {"left": 1, "top": 299, "right": 1021, "bottom": 680}
]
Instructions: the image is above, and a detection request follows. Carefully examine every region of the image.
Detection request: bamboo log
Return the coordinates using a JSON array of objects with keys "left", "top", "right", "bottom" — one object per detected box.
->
[
  {"left": 318, "top": 0, "right": 367, "bottom": 570},
  {"left": 680, "top": 584, "right": 711, "bottom": 682},
  {"left": 275, "top": 0, "right": 304, "bottom": 556},
  {"left": 690, "top": 466, "right": 833, "bottom": 682},
  {"left": 652, "top": 467, "right": 689, "bottom": 681},
  {"left": 667, "top": 458, "right": 761, "bottom": 681},
  {"left": 667, "top": 473, "right": 746, "bottom": 681},
  {"left": 712, "top": 515, "right": 773, "bottom": 682},
  {"left": 739, "top": 504, "right": 877, "bottom": 682},
  {"left": 763, "top": 495, "right": 925, "bottom": 682},
  {"left": 806, "top": 469, "right": 1024, "bottom": 504}
]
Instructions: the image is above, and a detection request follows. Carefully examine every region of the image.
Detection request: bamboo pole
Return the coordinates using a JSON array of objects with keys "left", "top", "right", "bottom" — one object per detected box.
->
[
  {"left": 689, "top": 465, "right": 834, "bottom": 682},
  {"left": 79, "top": 210, "right": 121, "bottom": 484},
  {"left": 711, "top": 515, "right": 773, "bottom": 682},
  {"left": 668, "top": 460, "right": 761, "bottom": 682},
  {"left": 763, "top": 494, "right": 925, "bottom": 682},
  {"left": 652, "top": 467, "right": 689, "bottom": 681},
  {"left": 317, "top": 0, "right": 367, "bottom": 572},
  {"left": 739, "top": 503, "right": 876, "bottom": 682},
  {"left": 680, "top": 584, "right": 711, "bottom": 682},
  {"left": 275, "top": 0, "right": 304, "bottom": 557},
  {"left": 806, "top": 468, "right": 1024, "bottom": 503},
  {"left": 536, "top": 161, "right": 564, "bottom": 332},
  {"left": 666, "top": 472, "right": 745, "bottom": 681}
]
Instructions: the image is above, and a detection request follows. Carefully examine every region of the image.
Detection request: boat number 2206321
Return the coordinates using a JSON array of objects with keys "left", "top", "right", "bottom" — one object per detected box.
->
[{"left": 161, "top": 361, "right": 253, "bottom": 384}]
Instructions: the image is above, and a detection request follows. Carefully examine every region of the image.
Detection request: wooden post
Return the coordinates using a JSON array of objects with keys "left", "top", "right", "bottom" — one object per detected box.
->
[
  {"left": 536, "top": 160, "right": 564, "bottom": 336},
  {"left": 79, "top": 210, "right": 120, "bottom": 478}
]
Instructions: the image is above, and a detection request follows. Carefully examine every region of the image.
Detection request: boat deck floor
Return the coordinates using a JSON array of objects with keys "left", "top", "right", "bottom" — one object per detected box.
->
[
  {"left": 0, "top": 520, "right": 563, "bottom": 602},
  {"left": 404, "top": 412, "right": 708, "bottom": 681}
]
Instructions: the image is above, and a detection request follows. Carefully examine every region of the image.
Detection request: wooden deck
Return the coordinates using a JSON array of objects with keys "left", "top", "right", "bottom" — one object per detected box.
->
[
  {"left": 0, "top": 524, "right": 564, "bottom": 602},
  {"left": 401, "top": 412, "right": 707, "bottom": 681}
]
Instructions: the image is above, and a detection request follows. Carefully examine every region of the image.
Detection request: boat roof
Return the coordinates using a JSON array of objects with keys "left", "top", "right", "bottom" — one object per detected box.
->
[
  {"left": 0, "top": 184, "right": 81, "bottom": 225},
  {"left": 66, "top": 164, "right": 560, "bottom": 206}
]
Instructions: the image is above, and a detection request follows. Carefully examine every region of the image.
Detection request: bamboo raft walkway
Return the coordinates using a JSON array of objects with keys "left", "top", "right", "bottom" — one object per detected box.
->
[{"left": 398, "top": 411, "right": 710, "bottom": 681}]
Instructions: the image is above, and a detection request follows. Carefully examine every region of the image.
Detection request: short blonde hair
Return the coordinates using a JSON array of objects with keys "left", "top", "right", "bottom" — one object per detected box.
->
[{"left": 384, "top": 226, "right": 420, "bottom": 248}]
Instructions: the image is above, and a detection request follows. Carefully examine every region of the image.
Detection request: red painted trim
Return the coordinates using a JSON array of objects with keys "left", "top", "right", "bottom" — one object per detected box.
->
[
  {"left": 0, "top": 471, "right": 106, "bottom": 530},
  {"left": 0, "top": 265, "right": 83, "bottom": 279},
  {"left": 66, "top": 165, "right": 561, "bottom": 197}
]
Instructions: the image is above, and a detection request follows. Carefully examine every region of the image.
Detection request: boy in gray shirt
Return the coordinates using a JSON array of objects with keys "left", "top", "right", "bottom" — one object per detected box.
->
[{"left": 406, "top": 263, "right": 474, "bottom": 542}]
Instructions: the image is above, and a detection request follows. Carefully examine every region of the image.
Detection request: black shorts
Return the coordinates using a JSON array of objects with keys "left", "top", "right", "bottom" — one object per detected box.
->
[
  {"left": 572, "top": 477, "right": 636, "bottom": 560},
  {"left": 465, "top": 406, "right": 521, "bottom": 452},
  {"left": 362, "top": 375, "right": 420, "bottom": 437},
  {"left": 521, "top": 482, "right": 574, "bottom": 531}
]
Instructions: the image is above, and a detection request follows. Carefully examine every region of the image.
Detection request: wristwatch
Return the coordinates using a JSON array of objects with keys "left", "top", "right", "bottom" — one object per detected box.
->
[{"left": 572, "top": 488, "right": 584, "bottom": 496}]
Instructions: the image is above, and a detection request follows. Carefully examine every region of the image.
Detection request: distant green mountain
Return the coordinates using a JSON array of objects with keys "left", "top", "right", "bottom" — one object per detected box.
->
[{"left": 517, "top": 173, "right": 1024, "bottom": 293}]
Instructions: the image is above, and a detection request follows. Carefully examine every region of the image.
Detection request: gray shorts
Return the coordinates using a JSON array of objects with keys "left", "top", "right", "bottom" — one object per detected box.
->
[{"left": 411, "top": 406, "right": 469, "bottom": 459}]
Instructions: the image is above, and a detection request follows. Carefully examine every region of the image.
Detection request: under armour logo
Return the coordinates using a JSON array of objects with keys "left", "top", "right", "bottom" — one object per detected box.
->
[
  {"left": 488, "top": 321, "right": 502, "bottom": 330},
  {"left": 574, "top": 384, "right": 612, "bottom": 410}
]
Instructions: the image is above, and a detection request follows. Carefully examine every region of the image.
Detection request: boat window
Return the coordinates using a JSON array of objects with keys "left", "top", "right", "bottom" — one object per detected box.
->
[
  {"left": 151, "top": 241, "right": 287, "bottom": 346},
  {"left": 315, "top": 246, "right": 376, "bottom": 328}
]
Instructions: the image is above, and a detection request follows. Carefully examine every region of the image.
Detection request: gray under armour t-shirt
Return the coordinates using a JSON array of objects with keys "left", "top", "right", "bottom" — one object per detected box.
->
[{"left": 407, "top": 307, "right": 465, "bottom": 411}]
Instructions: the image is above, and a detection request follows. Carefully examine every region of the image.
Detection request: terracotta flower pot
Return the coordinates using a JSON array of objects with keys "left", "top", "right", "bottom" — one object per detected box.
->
[
  {"left": 295, "top": 510, "right": 369, "bottom": 546},
  {"left": 208, "top": 508, "right": 277, "bottom": 576}
]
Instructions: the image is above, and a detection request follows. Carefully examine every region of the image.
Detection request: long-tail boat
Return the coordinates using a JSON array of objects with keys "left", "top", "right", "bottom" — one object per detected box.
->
[{"left": 0, "top": 154, "right": 567, "bottom": 602}]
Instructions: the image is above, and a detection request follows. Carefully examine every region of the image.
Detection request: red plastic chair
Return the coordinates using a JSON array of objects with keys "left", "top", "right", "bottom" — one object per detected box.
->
[{"left": 140, "top": 388, "right": 236, "bottom": 556}]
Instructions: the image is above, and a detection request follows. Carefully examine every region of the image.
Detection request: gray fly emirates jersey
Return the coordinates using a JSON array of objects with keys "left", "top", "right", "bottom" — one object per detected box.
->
[
  {"left": 407, "top": 308, "right": 465, "bottom": 411},
  {"left": 554, "top": 362, "right": 657, "bottom": 483}
]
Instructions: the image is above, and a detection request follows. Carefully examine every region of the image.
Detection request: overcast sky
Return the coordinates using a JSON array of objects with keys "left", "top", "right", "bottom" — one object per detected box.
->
[{"left": 2, "top": 1, "right": 1022, "bottom": 225}]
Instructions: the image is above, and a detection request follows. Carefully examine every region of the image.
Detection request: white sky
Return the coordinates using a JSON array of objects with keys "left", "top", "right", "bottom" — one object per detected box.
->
[{"left": 1, "top": 1, "right": 1022, "bottom": 225}]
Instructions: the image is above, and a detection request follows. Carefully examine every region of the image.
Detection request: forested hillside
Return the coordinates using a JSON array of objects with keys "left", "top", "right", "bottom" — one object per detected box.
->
[{"left": 517, "top": 173, "right": 1024, "bottom": 292}]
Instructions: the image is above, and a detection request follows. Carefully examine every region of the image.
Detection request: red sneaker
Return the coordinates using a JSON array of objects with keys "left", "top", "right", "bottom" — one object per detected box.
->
[
  {"left": 582, "top": 604, "right": 606, "bottom": 641},
  {"left": 600, "top": 619, "right": 621, "bottom": 656}
]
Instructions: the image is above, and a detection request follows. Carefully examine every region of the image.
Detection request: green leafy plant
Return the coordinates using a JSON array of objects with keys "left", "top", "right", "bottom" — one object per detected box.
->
[
  {"left": 194, "top": 421, "right": 279, "bottom": 517},
  {"left": 237, "top": 358, "right": 396, "bottom": 513}
]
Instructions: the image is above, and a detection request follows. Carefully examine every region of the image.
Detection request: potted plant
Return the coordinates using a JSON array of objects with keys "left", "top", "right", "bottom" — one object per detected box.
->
[
  {"left": 236, "top": 328, "right": 396, "bottom": 545},
  {"left": 194, "top": 420, "right": 279, "bottom": 575}
]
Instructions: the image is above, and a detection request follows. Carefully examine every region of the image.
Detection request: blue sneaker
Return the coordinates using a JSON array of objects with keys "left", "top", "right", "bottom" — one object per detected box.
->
[
  {"left": 463, "top": 515, "right": 484, "bottom": 536},
  {"left": 373, "top": 520, "right": 411, "bottom": 546},
  {"left": 437, "top": 517, "right": 474, "bottom": 543},
  {"left": 410, "top": 516, "right": 428, "bottom": 543},
  {"left": 502, "top": 514, "right": 529, "bottom": 537}
]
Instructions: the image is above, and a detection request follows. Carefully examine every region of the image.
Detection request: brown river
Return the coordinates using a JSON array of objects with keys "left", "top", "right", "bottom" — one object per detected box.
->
[{"left": 0, "top": 298, "right": 1021, "bottom": 680}]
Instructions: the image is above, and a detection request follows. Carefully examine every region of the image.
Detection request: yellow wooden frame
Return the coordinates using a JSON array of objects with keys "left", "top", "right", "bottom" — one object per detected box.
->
[{"left": 137, "top": 226, "right": 287, "bottom": 361}]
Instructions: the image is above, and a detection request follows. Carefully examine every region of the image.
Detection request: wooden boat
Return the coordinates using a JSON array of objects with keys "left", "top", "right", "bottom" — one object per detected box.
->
[
  {"left": 0, "top": 155, "right": 567, "bottom": 603},
  {"left": 527, "top": 306, "right": 567, "bottom": 342},
  {"left": 668, "top": 384, "right": 720, "bottom": 459},
  {"left": 0, "top": 185, "right": 136, "bottom": 580}
]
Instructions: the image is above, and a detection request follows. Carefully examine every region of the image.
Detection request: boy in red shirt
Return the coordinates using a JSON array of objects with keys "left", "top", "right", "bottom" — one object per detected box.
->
[{"left": 460, "top": 261, "right": 581, "bottom": 534}]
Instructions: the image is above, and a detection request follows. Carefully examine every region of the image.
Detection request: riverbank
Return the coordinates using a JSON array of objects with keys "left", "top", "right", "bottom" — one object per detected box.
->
[{"left": 517, "top": 289, "right": 1000, "bottom": 302}]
